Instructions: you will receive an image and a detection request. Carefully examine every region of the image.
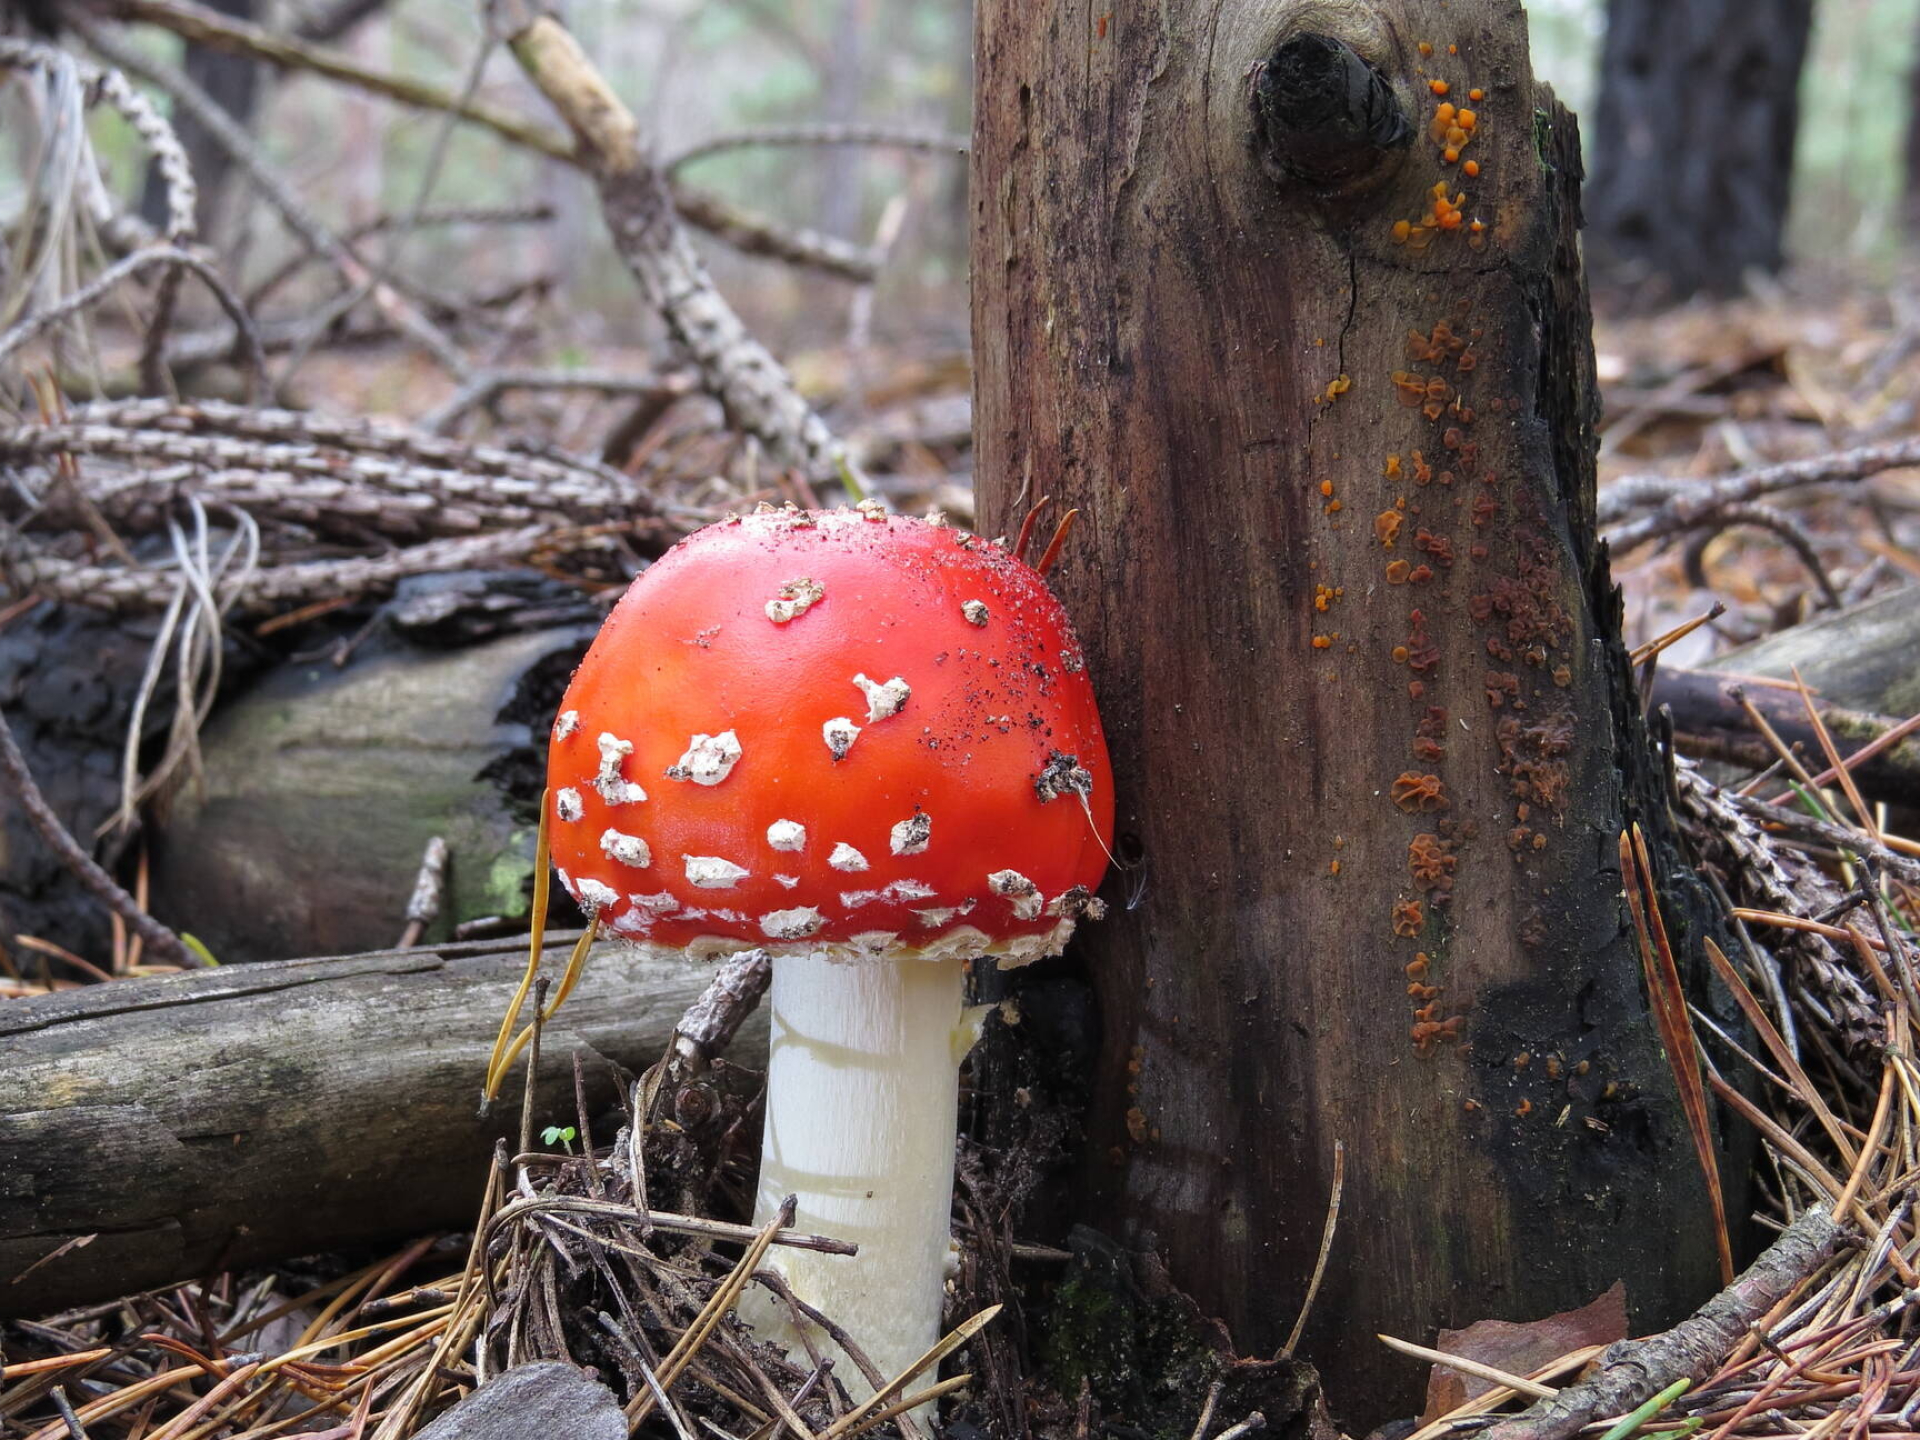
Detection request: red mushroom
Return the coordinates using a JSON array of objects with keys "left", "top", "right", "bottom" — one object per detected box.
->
[{"left": 546, "top": 504, "right": 1112, "bottom": 1393}]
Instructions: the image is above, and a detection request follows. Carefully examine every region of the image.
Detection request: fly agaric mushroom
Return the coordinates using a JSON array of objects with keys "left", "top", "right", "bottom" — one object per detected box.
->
[{"left": 546, "top": 505, "right": 1112, "bottom": 1393}]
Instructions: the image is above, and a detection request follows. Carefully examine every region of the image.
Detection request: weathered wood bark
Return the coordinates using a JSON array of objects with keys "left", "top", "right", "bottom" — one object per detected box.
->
[
  {"left": 1585, "top": 0, "right": 1813, "bottom": 303},
  {"left": 1703, "top": 585, "right": 1920, "bottom": 717},
  {"left": 150, "top": 624, "right": 592, "bottom": 963},
  {"left": 0, "top": 932, "right": 763, "bottom": 1318},
  {"left": 972, "top": 0, "right": 1723, "bottom": 1422}
]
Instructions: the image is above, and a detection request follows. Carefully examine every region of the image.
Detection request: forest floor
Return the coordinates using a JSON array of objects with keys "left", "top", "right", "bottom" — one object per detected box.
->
[{"left": 4, "top": 21, "right": 1920, "bottom": 1425}]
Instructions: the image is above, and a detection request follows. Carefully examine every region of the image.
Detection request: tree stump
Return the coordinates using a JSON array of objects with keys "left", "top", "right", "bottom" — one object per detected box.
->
[{"left": 971, "top": 0, "right": 1725, "bottom": 1419}]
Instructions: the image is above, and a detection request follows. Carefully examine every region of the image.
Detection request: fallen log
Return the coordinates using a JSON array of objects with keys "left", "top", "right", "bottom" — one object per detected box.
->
[
  {"left": 1650, "top": 667, "right": 1920, "bottom": 811},
  {"left": 1703, "top": 583, "right": 1920, "bottom": 716},
  {"left": 0, "top": 931, "right": 763, "bottom": 1318}
]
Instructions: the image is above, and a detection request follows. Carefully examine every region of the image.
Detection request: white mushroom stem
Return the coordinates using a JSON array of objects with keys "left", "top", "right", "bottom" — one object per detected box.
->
[{"left": 740, "top": 949, "right": 977, "bottom": 1401}]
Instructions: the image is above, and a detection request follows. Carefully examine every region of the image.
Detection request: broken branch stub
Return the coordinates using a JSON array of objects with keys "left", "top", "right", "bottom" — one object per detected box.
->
[{"left": 1252, "top": 31, "right": 1413, "bottom": 194}]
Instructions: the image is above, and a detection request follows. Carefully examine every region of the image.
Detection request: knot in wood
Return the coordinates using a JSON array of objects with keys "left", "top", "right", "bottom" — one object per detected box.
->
[{"left": 1251, "top": 33, "right": 1411, "bottom": 195}]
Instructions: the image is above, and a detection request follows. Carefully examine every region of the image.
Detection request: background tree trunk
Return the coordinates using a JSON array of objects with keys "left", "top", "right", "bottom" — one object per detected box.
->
[
  {"left": 1903, "top": 17, "right": 1920, "bottom": 235},
  {"left": 1585, "top": 0, "right": 1814, "bottom": 304},
  {"left": 971, "top": 0, "right": 1727, "bottom": 1423},
  {"left": 133, "top": 0, "right": 395, "bottom": 234}
]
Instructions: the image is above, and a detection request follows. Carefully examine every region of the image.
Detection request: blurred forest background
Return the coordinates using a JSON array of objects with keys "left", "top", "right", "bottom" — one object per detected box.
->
[{"left": 14, "top": 5, "right": 1920, "bottom": 1434}]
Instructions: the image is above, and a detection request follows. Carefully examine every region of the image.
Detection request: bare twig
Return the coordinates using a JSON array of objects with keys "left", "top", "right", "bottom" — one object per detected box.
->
[
  {"left": 0, "top": 244, "right": 267, "bottom": 396},
  {"left": 0, "top": 522, "right": 556, "bottom": 615},
  {"left": 102, "top": 0, "right": 886, "bottom": 283},
  {"left": 422, "top": 367, "right": 696, "bottom": 435},
  {"left": 662, "top": 948, "right": 772, "bottom": 1087},
  {"left": 78, "top": 16, "right": 472, "bottom": 386},
  {"left": 1675, "top": 502, "right": 1843, "bottom": 608},
  {"left": 0, "top": 38, "right": 208, "bottom": 394},
  {"left": 1728, "top": 793, "right": 1920, "bottom": 886},
  {"left": 1602, "top": 437, "right": 1920, "bottom": 549},
  {"left": 398, "top": 837, "right": 450, "bottom": 949},
  {"left": 667, "top": 189, "right": 881, "bottom": 284},
  {"left": 0, "top": 702, "right": 198, "bottom": 970},
  {"left": 0, "top": 397, "right": 659, "bottom": 545},
  {"left": 669, "top": 123, "right": 967, "bottom": 172},
  {"left": 244, "top": 202, "right": 553, "bottom": 309},
  {"left": 1282, "top": 1137, "right": 1343, "bottom": 1355}
]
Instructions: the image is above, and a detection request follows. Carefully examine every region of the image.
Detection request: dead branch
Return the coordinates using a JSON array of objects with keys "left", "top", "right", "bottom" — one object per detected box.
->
[
  {"left": 0, "top": 522, "right": 555, "bottom": 614},
  {"left": 1653, "top": 669, "right": 1920, "bottom": 810},
  {"left": 1727, "top": 793, "right": 1920, "bottom": 887},
  {"left": 668, "top": 123, "right": 968, "bottom": 172},
  {"left": 107, "top": 0, "right": 570, "bottom": 153},
  {"left": 1674, "top": 502, "right": 1843, "bottom": 608},
  {"left": 245, "top": 202, "right": 554, "bottom": 308},
  {"left": 421, "top": 367, "right": 696, "bottom": 435},
  {"left": 661, "top": 949, "right": 771, "bottom": 1087},
  {"left": 0, "top": 244, "right": 268, "bottom": 393},
  {"left": 1, "top": 398, "right": 660, "bottom": 545},
  {"left": 0, "top": 703, "right": 196, "bottom": 971},
  {"left": 667, "top": 187, "right": 881, "bottom": 285},
  {"left": 1601, "top": 437, "right": 1920, "bottom": 550},
  {"left": 0, "top": 928, "right": 766, "bottom": 1317},
  {"left": 0, "top": 36, "right": 195, "bottom": 246},
  {"left": 1475, "top": 1208, "right": 1848, "bottom": 1440},
  {"left": 100, "top": 0, "right": 887, "bottom": 285},
  {"left": 78, "top": 16, "right": 473, "bottom": 385},
  {"left": 495, "top": 7, "right": 845, "bottom": 478}
]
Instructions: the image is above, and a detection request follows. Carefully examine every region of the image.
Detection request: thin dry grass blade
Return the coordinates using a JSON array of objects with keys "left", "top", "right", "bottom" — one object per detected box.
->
[
  {"left": 1623, "top": 826, "right": 1734, "bottom": 1284},
  {"left": 1701, "top": 938, "right": 1858, "bottom": 1175},
  {"left": 487, "top": 913, "right": 601, "bottom": 1098},
  {"left": 1374, "top": 1334, "right": 1558, "bottom": 1399},
  {"left": 1283, "top": 1138, "right": 1344, "bottom": 1355},
  {"left": 482, "top": 795, "right": 552, "bottom": 1102}
]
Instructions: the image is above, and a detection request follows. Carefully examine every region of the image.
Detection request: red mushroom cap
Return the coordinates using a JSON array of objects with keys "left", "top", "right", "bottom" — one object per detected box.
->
[{"left": 545, "top": 507, "right": 1114, "bottom": 964}]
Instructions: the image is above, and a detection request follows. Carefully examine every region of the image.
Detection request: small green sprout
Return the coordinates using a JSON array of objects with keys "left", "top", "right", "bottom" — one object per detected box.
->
[{"left": 541, "top": 1124, "right": 577, "bottom": 1151}]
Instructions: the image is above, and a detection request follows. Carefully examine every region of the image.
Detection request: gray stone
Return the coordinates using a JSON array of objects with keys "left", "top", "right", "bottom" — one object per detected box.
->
[{"left": 415, "top": 1362, "right": 627, "bottom": 1440}]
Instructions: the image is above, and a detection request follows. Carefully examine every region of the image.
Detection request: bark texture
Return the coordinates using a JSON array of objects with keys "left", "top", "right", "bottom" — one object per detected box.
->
[
  {"left": 1585, "top": 0, "right": 1813, "bottom": 303},
  {"left": 0, "top": 932, "right": 764, "bottom": 1317},
  {"left": 971, "top": 0, "right": 1723, "bottom": 1421},
  {"left": 148, "top": 624, "right": 590, "bottom": 962}
]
